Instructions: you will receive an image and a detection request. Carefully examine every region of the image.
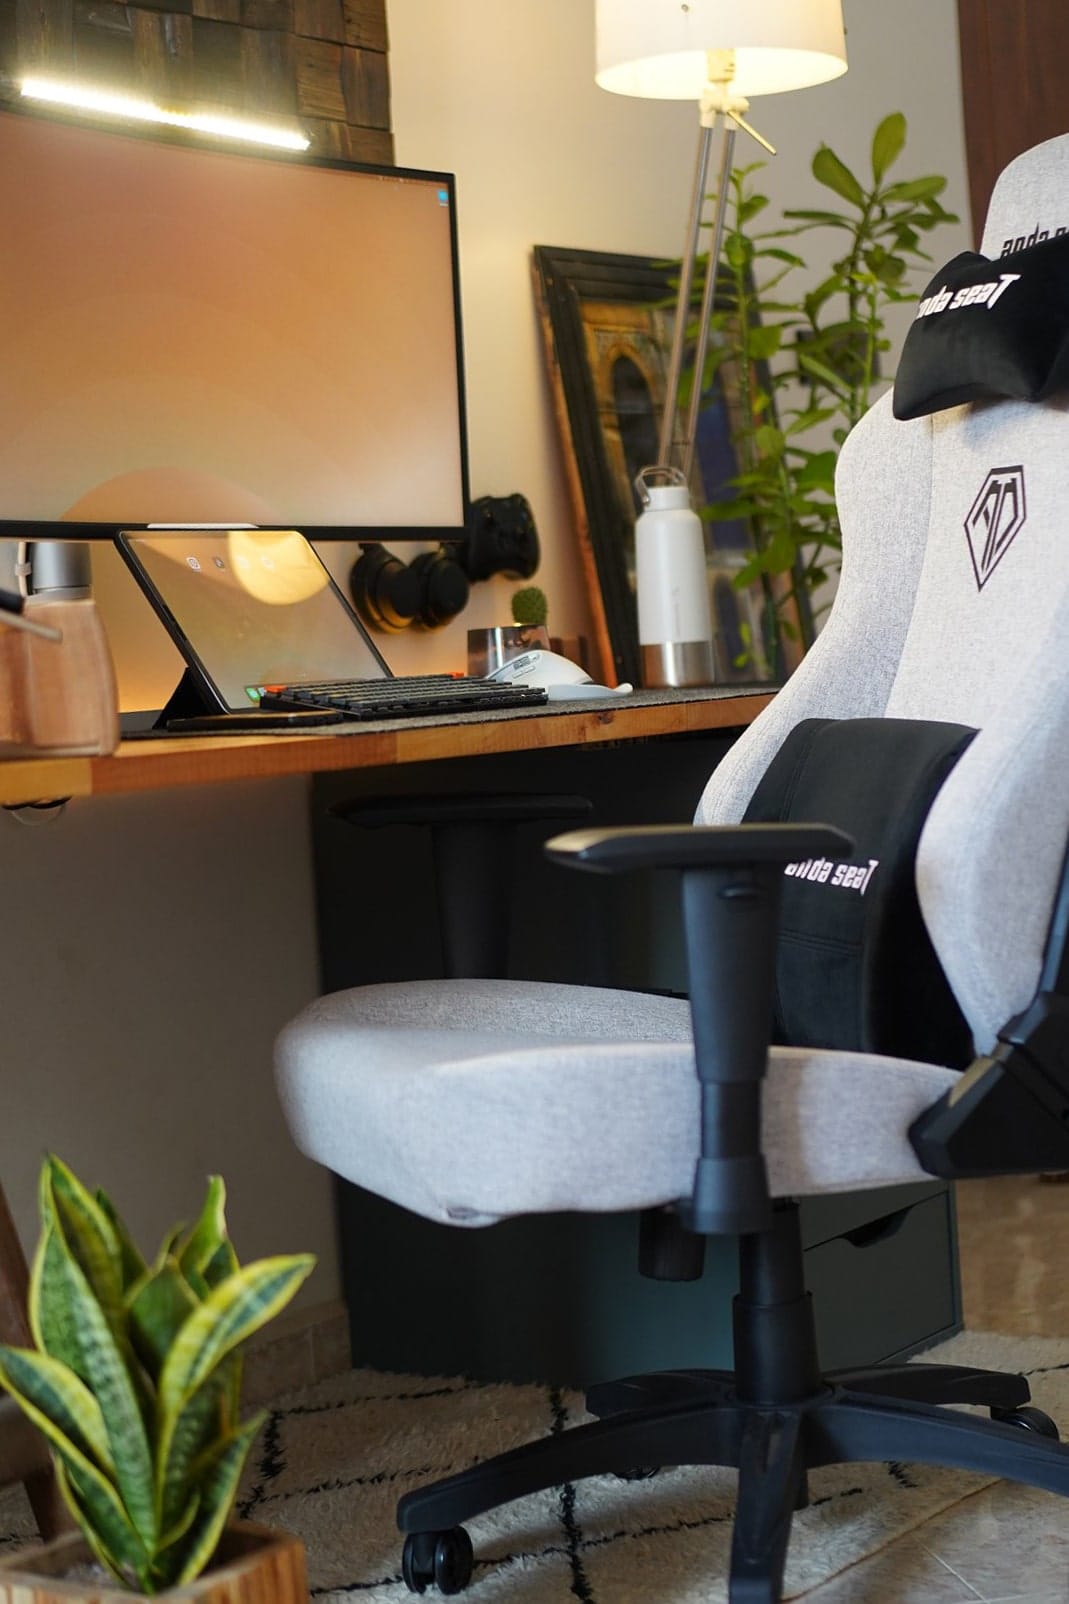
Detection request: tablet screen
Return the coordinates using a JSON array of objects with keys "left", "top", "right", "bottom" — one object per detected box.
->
[{"left": 117, "top": 530, "right": 389, "bottom": 710}]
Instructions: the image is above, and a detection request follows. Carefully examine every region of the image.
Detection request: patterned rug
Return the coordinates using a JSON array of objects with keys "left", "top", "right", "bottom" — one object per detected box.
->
[
  {"left": 1, "top": 1332, "right": 1066, "bottom": 1601},
  {"left": 234, "top": 1330, "right": 1069, "bottom": 1602}
]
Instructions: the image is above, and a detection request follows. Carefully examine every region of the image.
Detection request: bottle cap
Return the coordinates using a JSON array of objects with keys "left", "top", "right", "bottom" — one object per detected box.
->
[{"left": 634, "top": 465, "right": 692, "bottom": 512}]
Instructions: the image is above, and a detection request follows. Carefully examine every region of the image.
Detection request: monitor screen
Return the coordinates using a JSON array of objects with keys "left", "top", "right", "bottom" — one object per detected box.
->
[{"left": 0, "top": 107, "right": 470, "bottom": 540}]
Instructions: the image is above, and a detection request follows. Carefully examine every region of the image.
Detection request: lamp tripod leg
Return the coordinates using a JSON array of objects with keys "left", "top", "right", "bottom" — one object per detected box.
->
[{"left": 658, "top": 120, "right": 716, "bottom": 469}]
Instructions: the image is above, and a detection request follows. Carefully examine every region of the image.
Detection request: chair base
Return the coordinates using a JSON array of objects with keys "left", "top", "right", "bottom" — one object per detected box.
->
[
  {"left": 395, "top": 1204, "right": 1068, "bottom": 1602},
  {"left": 399, "top": 1368, "right": 1066, "bottom": 1602}
]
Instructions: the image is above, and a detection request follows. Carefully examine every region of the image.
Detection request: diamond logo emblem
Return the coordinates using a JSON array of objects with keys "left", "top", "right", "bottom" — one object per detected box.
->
[{"left": 965, "top": 466, "right": 1026, "bottom": 590}]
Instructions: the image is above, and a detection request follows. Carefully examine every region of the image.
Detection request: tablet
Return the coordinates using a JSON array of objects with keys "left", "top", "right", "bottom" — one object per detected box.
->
[{"left": 116, "top": 530, "right": 390, "bottom": 713}]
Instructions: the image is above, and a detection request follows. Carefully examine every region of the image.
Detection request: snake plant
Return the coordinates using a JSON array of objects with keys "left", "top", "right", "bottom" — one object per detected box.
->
[{"left": 0, "top": 1156, "right": 314, "bottom": 1594}]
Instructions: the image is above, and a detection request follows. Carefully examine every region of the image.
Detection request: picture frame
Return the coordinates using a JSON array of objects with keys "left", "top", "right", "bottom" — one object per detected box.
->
[{"left": 533, "top": 244, "right": 783, "bottom": 689}]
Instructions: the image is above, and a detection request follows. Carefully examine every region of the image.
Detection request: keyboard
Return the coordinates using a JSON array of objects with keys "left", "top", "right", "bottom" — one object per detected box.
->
[{"left": 259, "top": 674, "right": 548, "bottom": 721}]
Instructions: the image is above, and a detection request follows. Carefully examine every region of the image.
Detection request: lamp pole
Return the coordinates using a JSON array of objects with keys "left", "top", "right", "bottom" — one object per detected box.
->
[{"left": 659, "top": 64, "right": 775, "bottom": 481}]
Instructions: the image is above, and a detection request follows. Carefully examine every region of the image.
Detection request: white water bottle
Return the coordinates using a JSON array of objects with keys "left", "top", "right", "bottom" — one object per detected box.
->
[{"left": 633, "top": 466, "right": 716, "bottom": 687}]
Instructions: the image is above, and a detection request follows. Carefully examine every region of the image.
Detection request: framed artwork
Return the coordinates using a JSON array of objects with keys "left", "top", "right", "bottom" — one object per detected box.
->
[{"left": 533, "top": 244, "right": 783, "bottom": 689}]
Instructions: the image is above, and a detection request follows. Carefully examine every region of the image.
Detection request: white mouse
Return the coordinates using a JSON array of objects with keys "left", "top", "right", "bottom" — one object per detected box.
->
[
  {"left": 486, "top": 648, "right": 593, "bottom": 687},
  {"left": 485, "top": 649, "right": 633, "bottom": 699}
]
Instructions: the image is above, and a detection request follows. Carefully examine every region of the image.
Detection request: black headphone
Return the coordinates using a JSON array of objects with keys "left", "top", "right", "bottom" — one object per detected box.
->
[{"left": 349, "top": 542, "right": 470, "bottom": 632}]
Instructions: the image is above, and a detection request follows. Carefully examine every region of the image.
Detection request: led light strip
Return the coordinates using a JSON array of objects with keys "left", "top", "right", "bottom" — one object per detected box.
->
[{"left": 21, "top": 76, "right": 310, "bottom": 151}]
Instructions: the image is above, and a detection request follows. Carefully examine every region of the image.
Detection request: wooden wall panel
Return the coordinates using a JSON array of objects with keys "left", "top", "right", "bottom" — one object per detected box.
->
[
  {"left": 194, "top": 0, "right": 240, "bottom": 20},
  {"left": 132, "top": 10, "right": 196, "bottom": 103},
  {"left": 957, "top": 0, "right": 1069, "bottom": 243},
  {"left": 0, "top": 0, "right": 392, "bottom": 160}
]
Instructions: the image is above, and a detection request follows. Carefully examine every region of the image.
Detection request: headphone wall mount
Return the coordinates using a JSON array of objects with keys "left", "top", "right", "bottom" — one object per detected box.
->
[{"left": 348, "top": 494, "right": 541, "bottom": 633}]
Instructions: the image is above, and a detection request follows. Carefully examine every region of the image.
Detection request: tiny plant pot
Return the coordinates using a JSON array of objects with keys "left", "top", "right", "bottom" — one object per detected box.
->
[
  {"left": 467, "top": 625, "right": 550, "bottom": 677},
  {"left": 0, "top": 1521, "right": 307, "bottom": 1604}
]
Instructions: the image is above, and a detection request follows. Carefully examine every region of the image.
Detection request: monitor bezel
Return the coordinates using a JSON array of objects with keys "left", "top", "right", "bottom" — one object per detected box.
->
[{"left": 0, "top": 102, "right": 472, "bottom": 542}]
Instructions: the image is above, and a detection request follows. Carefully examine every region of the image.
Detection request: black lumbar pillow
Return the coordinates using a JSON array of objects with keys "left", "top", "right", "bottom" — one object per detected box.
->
[
  {"left": 892, "top": 230, "right": 1069, "bottom": 420},
  {"left": 742, "top": 715, "right": 977, "bottom": 1068}
]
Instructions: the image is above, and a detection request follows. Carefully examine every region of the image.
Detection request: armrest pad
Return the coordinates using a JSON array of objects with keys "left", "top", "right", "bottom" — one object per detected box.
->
[{"left": 545, "top": 822, "right": 853, "bottom": 875}]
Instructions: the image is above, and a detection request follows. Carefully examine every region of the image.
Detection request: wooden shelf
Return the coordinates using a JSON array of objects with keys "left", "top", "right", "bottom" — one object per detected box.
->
[{"left": 0, "top": 688, "right": 774, "bottom": 807}]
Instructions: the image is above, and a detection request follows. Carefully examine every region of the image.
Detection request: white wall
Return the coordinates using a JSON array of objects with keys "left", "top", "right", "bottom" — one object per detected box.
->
[
  {"left": 0, "top": 778, "right": 332, "bottom": 1294},
  {"left": 0, "top": 0, "right": 972, "bottom": 1302}
]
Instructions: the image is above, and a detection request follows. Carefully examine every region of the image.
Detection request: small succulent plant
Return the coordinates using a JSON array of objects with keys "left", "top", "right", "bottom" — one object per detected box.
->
[{"left": 510, "top": 586, "right": 548, "bottom": 628}]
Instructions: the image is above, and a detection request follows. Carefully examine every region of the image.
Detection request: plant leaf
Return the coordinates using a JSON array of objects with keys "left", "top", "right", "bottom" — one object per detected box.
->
[
  {"left": 202, "top": 1239, "right": 240, "bottom": 1290},
  {"left": 753, "top": 425, "right": 785, "bottom": 459},
  {"left": 33, "top": 1410, "right": 151, "bottom": 1589},
  {"left": 30, "top": 1224, "right": 157, "bottom": 1548},
  {"left": 736, "top": 192, "right": 769, "bottom": 224},
  {"left": 157, "top": 1488, "right": 201, "bottom": 1558},
  {"left": 38, "top": 1158, "right": 123, "bottom": 1338},
  {"left": 871, "top": 113, "right": 906, "bottom": 181},
  {"left": 61, "top": 1453, "right": 155, "bottom": 1592},
  {"left": 176, "top": 1177, "right": 229, "bottom": 1288},
  {"left": 759, "top": 246, "right": 806, "bottom": 268},
  {"left": 0, "top": 1345, "right": 114, "bottom": 1474},
  {"left": 155, "top": 1255, "right": 313, "bottom": 1522},
  {"left": 171, "top": 1414, "right": 265, "bottom": 1588},
  {"left": 156, "top": 1374, "right": 228, "bottom": 1534},
  {"left": 127, "top": 1253, "right": 199, "bottom": 1383},
  {"left": 796, "top": 350, "right": 852, "bottom": 397},
  {"left": 53, "top": 1459, "right": 135, "bottom": 1590},
  {"left": 882, "top": 175, "right": 947, "bottom": 202},
  {"left": 159, "top": 1255, "right": 314, "bottom": 1422},
  {"left": 794, "top": 451, "right": 838, "bottom": 488},
  {"left": 746, "top": 323, "right": 782, "bottom": 361},
  {"left": 95, "top": 1191, "right": 149, "bottom": 1293},
  {"left": 781, "top": 209, "right": 856, "bottom": 228},
  {"left": 812, "top": 146, "right": 865, "bottom": 207}
]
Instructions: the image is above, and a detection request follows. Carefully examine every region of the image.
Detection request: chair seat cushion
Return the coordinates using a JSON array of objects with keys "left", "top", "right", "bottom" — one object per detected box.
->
[{"left": 274, "top": 980, "right": 958, "bottom": 1226}]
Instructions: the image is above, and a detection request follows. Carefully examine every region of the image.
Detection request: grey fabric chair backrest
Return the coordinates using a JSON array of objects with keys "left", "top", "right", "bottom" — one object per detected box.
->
[{"left": 697, "top": 134, "right": 1069, "bottom": 1058}]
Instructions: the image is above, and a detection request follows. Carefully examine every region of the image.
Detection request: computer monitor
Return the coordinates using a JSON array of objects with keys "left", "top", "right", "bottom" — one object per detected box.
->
[{"left": 0, "top": 104, "right": 470, "bottom": 543}]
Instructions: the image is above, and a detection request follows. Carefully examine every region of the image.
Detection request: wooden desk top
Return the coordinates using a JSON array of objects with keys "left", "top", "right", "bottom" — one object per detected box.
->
[{"left": 0, "top": 686, "right": 774, "bottom": 807}]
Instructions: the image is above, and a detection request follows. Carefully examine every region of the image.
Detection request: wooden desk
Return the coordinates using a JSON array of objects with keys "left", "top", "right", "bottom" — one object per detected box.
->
[{"left": 0, "top": 687, "right": 774, "bottom": 807}]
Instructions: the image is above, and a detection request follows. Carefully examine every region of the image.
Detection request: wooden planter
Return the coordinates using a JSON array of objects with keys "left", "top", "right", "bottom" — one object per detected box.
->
[{"left": 0, "top": 1521, "right": 307, "bottom": 1604}]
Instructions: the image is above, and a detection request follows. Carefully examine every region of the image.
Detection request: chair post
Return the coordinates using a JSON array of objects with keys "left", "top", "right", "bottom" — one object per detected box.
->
[
  {"left": 733, "top": 1201, "right": 823, "bottom": 1406},
  {"left": 680, "top": 862, "right": 783, "bottom": 1237}
]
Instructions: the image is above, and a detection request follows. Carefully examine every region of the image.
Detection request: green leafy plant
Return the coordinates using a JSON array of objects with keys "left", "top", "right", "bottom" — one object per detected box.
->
[
  {"left": 0, "top": 1156, "right": 314, "bottom": 1594},
  {"left": 510, "top": 586, "right": 548, "bottom": 628},
  {"left": 699, "top": 112, "right": 958, "bottom": 662}
]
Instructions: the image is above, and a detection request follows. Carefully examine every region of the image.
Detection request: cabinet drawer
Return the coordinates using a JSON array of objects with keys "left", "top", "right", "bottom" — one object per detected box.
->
[{"left": 805, "top": 1191, "right": 959, "bottom": 1369}]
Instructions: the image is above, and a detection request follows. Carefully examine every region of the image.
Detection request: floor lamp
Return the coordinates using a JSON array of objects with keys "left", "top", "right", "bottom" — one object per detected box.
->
[{"left": 595, "top": 0, "right": 847, "bottom": 686}]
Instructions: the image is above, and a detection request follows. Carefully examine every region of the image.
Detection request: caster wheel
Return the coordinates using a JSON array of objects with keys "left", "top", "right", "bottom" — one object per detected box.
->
[
  {"left": 992, "top": 1405, "right": 1060, "bottom": 1440},
  {"left": 402, "top": 1528, "right": 474, "bottom": 1596}
]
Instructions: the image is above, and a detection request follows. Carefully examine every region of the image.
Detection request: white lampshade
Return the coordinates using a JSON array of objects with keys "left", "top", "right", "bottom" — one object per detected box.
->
[{"left": 595, "top": 0, "right": 847, "bottom": 100}]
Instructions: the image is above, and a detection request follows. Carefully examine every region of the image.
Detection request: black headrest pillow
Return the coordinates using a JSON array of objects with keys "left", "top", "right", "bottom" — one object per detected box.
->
[{"left": 892, "top": 230, "right": 1069, "bottom": 420}]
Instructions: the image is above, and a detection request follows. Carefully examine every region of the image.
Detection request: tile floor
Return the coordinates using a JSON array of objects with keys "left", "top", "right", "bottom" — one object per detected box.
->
[{"left": 800, "top": 1175, "right": 1069, "bottom": 1602}]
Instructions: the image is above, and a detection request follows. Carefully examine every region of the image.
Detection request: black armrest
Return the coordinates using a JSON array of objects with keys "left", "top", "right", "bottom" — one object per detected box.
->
[
  {"left": 911, "top": 992, "right": 1069, "bottom": 1177},
  {"left": 545, "top": 821, "right": 853, "bottom": 1237},
  {"left": 911, "top": 833, "right": 1069, "bottom": 1180},
  {"left": 546, "top": 822, "right": 852, "bottom": 874}
]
